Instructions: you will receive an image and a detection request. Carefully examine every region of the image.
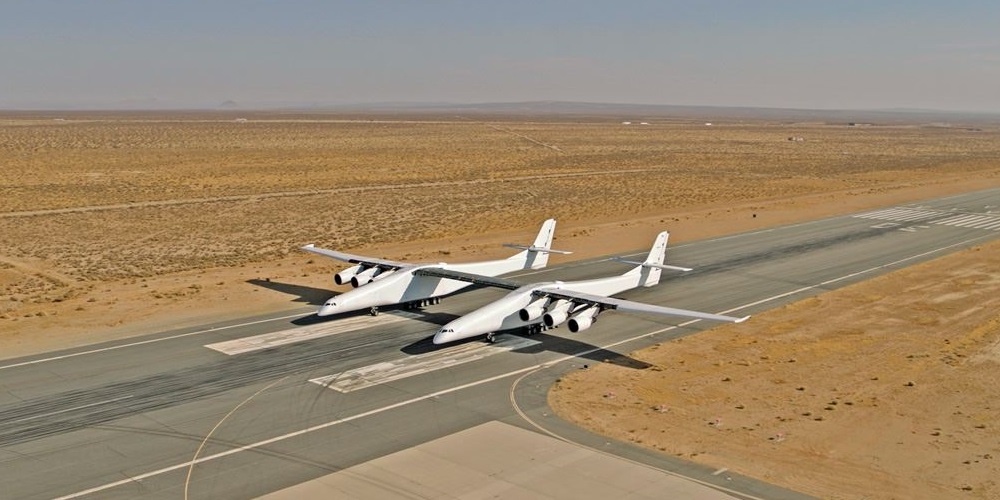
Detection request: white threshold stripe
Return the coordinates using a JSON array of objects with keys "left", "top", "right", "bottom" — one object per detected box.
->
[
  {"left": 310, "top": 335, "right": 540, "bottom": 392},
  {"left": 205, "top": 311, "right": 422, "bottom": 355},
  {"left": 55, "top": 232, "right": 994, "bottom": 499},
  {"left": 957, "top": 215, "right": 993, "bottom": 226},
  {"left": 942, "top": 215, "right": 981, "bottom": 225},
  {"left": 935, "top": 215, "right": 968, "bottom": 224}
]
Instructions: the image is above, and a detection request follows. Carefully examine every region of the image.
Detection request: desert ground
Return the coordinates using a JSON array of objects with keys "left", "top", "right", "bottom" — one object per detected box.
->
[{"left": 2, "top": 111, "right": 1000, "bottom": 498}]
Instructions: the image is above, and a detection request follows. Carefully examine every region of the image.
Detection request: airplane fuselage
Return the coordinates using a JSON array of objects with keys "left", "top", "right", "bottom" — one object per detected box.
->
[
  {"left": 318, "top": 257, "right": 533, "bottom": 316},
  {"left": 433, "top": 273, "right": 642, "bottom": 344}
]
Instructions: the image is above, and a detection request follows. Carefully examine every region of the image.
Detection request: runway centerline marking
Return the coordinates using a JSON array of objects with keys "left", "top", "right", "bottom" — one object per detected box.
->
[
  {"left": 55, "top": 231, "right": 994, "bottom": 500},
  {"left": 310, "top": 334, "right": 540, "bottom": 392},
  {"left": 205, "top": 311, "right": 423, "bottom": 355}
]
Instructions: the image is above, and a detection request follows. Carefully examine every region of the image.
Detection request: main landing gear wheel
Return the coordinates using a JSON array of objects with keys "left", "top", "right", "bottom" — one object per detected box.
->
[
  {"left": 486, "top": 333, "right": 496, "bottom": 344},
  {"left": 370, "top": 307, "right": 379, "bottom": 317}
]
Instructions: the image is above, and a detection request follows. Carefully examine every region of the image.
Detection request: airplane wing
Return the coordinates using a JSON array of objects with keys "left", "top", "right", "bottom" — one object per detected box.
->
[
  {"left": 412, "top": 268, "right": 523, "bottom": 290},
  {"left": 535, "top": 288, "right": 749, "bottom": 323},
  {"left": 301, "top": 244, "right": 409, "bottom": 270}
]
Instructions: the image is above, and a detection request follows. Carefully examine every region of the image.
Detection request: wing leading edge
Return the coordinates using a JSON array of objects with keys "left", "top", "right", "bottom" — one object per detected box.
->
[
  {"left": 534, "top": 288, "right": 749, "bottom": 324},
  {"left": 301, "top": 244, "right": 408, "bottom": 271},
  {"left": 412, "top": 268, "right": 522, "bottom": 290}
]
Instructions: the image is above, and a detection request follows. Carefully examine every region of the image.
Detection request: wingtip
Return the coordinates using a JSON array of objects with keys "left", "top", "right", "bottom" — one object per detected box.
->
[{"left": 735, "top": 315, "right": 751, "bottom": 323}]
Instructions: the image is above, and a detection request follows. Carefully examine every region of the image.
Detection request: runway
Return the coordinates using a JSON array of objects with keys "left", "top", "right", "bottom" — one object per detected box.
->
[{"left": 2, "top": 187, "right": 999, "bottom": 499}]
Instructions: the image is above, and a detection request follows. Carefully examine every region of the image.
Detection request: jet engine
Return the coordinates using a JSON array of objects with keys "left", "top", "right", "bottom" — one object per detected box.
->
[
  {"left": 518, "top": 297, "right": 549, "bottom": 322},
  {"left": 370, "top": 269, "right": 396, "bottom": 282},
  {"left": 334, "top": 265, "right": 363, "bottom": 286},
  {"left": 542, "top": 300, "right": 573, "bottom": 328},
  {"left": 350, "top": 267, "right": 379, "bottom": 288},
  {"left": 567, "top": 307, "right": 599, "bottom": 333}
]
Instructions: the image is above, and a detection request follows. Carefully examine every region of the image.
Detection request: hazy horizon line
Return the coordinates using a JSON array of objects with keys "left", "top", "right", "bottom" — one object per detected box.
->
[{"left": 3, "top": 99, "right": 999, "bottom": 117}]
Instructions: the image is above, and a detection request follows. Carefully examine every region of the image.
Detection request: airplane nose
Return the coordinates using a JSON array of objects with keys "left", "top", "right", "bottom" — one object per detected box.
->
[
  {"left": 317, "top": 301, "right": 339, "bottom": 317},
  {"left": 433, "top": 327, "right": 458, "bottom": 344}
]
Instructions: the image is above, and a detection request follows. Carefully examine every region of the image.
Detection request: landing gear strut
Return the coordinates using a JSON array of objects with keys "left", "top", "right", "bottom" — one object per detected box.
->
[
  {"left": 486, "top": 333, "right": 496, "bottom": 344},
  {"left": 370, "top": 307, "right": 379, "bottom": 317}
]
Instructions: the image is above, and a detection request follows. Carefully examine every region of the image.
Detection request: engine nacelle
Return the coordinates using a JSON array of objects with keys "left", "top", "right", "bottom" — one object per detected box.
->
[
  {"left": 518, "top": 297, "right": 549, "bottom": 322},
  {"left": 370, "top": 269, "right": 396, "bottom": 282},
  {"left": 543, "top": 300, "right": 573, "bottom": 328},
  {"left": 334, "top": 265, "right": 363, "bottom": 286},
  {"left": 568, "top": 307, "right": 599, "bottom": 333},
  {"left": 350, "top": 267, "right": 379, "bottom": 288}
]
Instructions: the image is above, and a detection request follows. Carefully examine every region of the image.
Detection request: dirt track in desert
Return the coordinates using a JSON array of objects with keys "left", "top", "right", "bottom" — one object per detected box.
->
[{"left": 3, "top": 111, "right": 1000, "bottom": 498}]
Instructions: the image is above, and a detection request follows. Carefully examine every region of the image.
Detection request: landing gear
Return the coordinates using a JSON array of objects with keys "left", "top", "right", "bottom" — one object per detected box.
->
[
  {"left": 486, "top": 333, "right": 496, "bottom": 344},
  {"left": 525, "top": 324, "right": 543, "bottom": 336},
  {"left": 370, "top": 307, "right": 379, "bottom": 317},
  {"left": 404, "top": 297, "right": 441, "bottom": 310}
]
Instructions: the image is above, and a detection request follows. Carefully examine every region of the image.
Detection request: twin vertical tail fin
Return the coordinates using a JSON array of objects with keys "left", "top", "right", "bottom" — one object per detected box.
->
[
  {"left": 504, "top": 218, "right": 572, "bottom": 270},
  {"left": 619, "top": 232, "right": 692, "bottom": 287}
]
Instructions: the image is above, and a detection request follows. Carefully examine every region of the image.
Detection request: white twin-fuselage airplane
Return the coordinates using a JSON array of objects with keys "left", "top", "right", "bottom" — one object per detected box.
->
[
  {"left": 302, "top": 219, "right": 570, "bottom": 317},
  {"left": 429, "top": 231, "right": 749, "bottom": 344}
]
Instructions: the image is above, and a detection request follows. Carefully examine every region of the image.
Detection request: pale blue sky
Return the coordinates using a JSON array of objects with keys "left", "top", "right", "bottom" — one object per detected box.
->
[{"left": 3, "top": 1, "right": 999, "bottom": 111}]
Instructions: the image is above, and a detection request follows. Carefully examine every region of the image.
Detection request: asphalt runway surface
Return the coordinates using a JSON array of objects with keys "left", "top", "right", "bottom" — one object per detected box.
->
[{"left": 2, "top": 188, "right": 999, "bottom": 499}]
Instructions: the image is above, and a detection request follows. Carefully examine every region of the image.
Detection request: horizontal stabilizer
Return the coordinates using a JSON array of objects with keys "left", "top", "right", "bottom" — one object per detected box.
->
[
  {"left": 503, "top": 244, "right": 573, "bottom": 255},
  {"left": 610, "top": 257, "right": 692, "bottom": 272}
]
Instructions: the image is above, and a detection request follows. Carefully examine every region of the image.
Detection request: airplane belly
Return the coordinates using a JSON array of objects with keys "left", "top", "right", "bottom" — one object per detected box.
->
[
  {"left": 442, "top": 292, "right": 534, "bottom": 340},
  {"left": 435, "top": 279, "right": 472, "bottom": 296},
  {"left": 561, "top": 275, "right": 635, "bottom": 297},
  {"left": 398, "top": 275, "right": 442, "bottom": 302},
  {"left": 366, "top": 276, "right": 412, "bottom": 305},
  {"left": 469, "top": 293, "right": 534, "bottom": 332},
  {"left": 399, "top": 275, "right": 471, "bottom": 302},
  {"left": 498, "top": 314, "right": 531, "bottom": 331}
]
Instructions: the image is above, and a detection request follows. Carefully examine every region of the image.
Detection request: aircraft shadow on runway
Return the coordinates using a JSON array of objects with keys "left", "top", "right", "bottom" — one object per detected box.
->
[
  {"left": 246, "top": 278, "right": 332, "bottom": 306},
  {"left": 400, "top": 331, "right": 652, "bottom": 370},
  {"left": 290, "top": 307, "right": 462, "bottom": 327}
]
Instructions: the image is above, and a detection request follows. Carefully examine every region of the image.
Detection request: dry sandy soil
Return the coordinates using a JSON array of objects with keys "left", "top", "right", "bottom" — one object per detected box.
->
[
  {"left": 550, "top": 237, "right": 1000, "bottom": 500},
  {"left": 2, "top": 111, "right": 1000, "bottom": 498}
]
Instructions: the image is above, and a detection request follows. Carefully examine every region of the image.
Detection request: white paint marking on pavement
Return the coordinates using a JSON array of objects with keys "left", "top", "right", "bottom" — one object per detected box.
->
[
  {"left": 712, "top": 467, "right": 729, "bottom": 476},
  {"left": 204, "top": 312, "right": 423, "bottom": 355},
  {"left": 854, "top": 208, "right": 942, "bottom": 222},
  {"left": 54, "top": 232, "right": 995, "bottom": 500},
  {"left": 311, "top": 334, "right": 540, "bottom": 392},
  {"left": 942, "top": 215, "right": 981, "bottom": 226}
]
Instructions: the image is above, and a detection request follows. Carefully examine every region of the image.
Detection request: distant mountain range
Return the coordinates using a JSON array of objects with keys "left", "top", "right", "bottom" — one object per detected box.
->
[
  {"left": 3, "top": 99, "right": 998, "bottom": 124},
  {"left": 315, "top": 100, "right": 1000, "bottom": 123}
]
